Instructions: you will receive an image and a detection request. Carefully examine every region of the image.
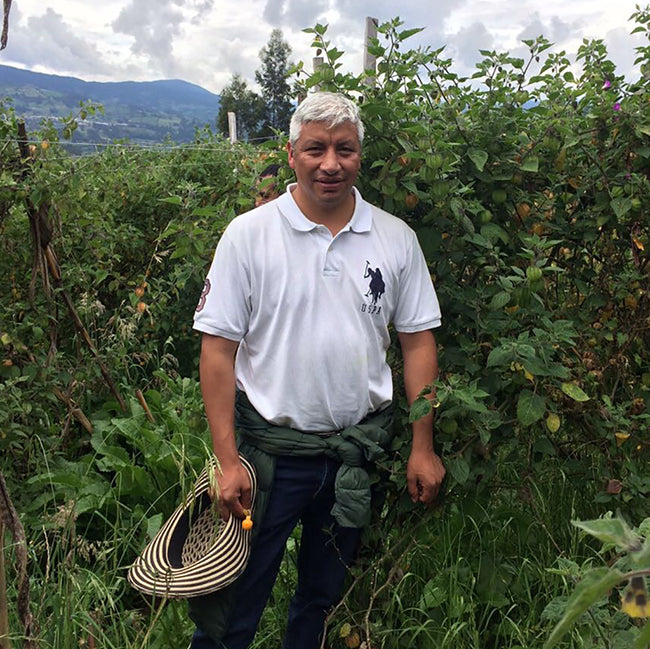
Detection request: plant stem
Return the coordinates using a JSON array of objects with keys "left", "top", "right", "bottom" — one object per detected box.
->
[{"left": 0, "top": 521, "right": 10, "bottom": 649}]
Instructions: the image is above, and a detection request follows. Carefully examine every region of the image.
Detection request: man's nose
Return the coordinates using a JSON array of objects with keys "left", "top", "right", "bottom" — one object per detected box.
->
[{"left": 320, "top": 147, "right": 341, "bottom": 174}]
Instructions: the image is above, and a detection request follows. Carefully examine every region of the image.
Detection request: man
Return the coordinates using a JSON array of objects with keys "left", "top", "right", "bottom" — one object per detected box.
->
[{"left": 191, "top": 92, "right": 445, "bottom": 649}]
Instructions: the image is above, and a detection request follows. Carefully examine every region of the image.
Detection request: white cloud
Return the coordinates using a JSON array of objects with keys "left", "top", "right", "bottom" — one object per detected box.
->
[
  {"left": 0, "top": 0, "right": 645, "bottom": 91},
  {"left": 0, "top": 7, "right": 113, "bottom": 76}
]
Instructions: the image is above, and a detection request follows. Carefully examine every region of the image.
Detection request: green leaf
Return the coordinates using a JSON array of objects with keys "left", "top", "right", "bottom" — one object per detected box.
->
[
  {"left": 611, "top": 197, "right": 632, "bottom": 219},
  {"left": 420, "top": 575, "right": 448, "bottom": 609},
  {"left": 560, "top": 382, "right": 590, "bottom": 402},
  {"left": 480, "top": 223, "right": 510, "bottom": 244},
  {"left": 489, "top": 291, "right": 511, "bottom": 310},
  {"left": 448, "top": 457, "right": 470, "bottom": 484},
  {"left": 517, "top": 390, "right": 546, "bottom": 426},
  {"left": 543, "top": 567, "right": 625, "bottom": 649},
  {"left": 146, "top": 513, "right": 163, "bottom": 541},
  {"left": 398, "top": 27, "right": 425, "bottom": 41},
  {"left": 533, "top": 437, "right": 556, "bottom": 456},
  {"left": 468, "top": 148, "right": 488, "bottom": 172},
  {"left": 573, "top": 517, "right": 641, "bottom": 550},
  {"left": 634, "top": 620, "right": 650, "bottom": 649},
  {"left": 409, "top": 396, "right": 432, "bottom": 423},
  {"left": 541, "top": 596, "right": 570, "bottom": 622},
  {"left": 520, "top": 156, "right": 539, "bottom": 173}
]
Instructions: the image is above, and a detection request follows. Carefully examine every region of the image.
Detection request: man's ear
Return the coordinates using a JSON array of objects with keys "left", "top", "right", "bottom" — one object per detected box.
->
[{"left": 287, "top": 141, "right": 295, "bottom": 169}]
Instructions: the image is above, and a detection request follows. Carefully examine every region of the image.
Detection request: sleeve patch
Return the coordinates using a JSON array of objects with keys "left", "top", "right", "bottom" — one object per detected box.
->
[{"left": 195, "top": 278, "right": 211, "bottom": 313}]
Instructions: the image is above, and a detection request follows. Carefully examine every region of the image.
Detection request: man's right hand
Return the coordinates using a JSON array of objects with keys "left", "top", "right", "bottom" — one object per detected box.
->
[{"left": 215, "top": 460, "right": 252, "bottom": 521}]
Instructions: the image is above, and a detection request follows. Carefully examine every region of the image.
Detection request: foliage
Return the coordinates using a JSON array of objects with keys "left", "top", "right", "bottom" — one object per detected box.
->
[
  {"left": 544, "top": 514, "right": 650, "bottom": 649},
  {"left": 216, "top": 74, "right": 266, "bottom": 141},
  {"left": 1, "top": 7, "right": 650, "bottom": 649},
  {"left": 255, "top": 28, "right": 294, "bottom": 135}
]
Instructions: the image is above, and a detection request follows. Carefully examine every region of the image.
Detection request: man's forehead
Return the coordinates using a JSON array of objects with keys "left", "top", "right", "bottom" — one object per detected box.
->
[{"left": 298, "top": 120, "right": 360, "bottom": 143}]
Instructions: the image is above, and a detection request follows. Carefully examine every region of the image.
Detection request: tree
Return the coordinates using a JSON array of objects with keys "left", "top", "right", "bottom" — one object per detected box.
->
[
  {"left": 255, "top": 29, "right": 294, "bottom": 135},
  {"left": 216, "top": 74, "right": 265, "bottom": 141}
]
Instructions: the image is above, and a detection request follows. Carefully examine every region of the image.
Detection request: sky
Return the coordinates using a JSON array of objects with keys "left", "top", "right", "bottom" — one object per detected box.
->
[{"left": 0, "top": 0, "right": 647, "bottom": 95}]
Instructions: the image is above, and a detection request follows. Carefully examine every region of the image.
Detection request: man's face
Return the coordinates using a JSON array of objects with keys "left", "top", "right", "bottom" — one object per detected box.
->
[{"left": 287, "top": 120, "right": 361, "bottom": 214}]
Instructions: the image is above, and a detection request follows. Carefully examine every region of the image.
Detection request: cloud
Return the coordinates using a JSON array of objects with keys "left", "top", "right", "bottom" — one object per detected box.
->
[
  {"left": 0, "top": 7, "right": 112, "bottom": 76},
  {"left": 516, "top": 13, "right": 574, "bottom": 44},
  {"left": 604, "top": 25, "right": 645, "bottom": 80},
  {"left": 446, "top": 22, "right": 494, "bottom": 69},
  {"left": 112, "top": 0, "right": 185, "bottom": 74},
  {"left": 262, "top": 0, "right": 329, "bottom": 30}
]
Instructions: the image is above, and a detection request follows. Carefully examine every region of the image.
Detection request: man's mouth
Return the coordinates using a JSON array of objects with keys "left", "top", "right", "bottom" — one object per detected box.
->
[{"left": 316, "top": 178, "right": 344, "bottom": 187}]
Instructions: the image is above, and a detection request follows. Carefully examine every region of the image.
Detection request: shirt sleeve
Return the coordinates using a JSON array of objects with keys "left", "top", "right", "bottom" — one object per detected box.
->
[
  {"left": 193, "top": 233, "right": 251, "bottom": 341},
  {"left": 392, "top": 231, "right": 442, "bottom": 332}
]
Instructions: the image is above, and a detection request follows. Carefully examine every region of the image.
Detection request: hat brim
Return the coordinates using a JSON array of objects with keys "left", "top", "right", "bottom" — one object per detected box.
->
[{"left": 128, "top": 455, "right": 257, "bottom": 598}]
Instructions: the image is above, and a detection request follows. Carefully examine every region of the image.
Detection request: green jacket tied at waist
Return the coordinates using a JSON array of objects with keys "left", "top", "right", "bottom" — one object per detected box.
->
[
  {"left": 235, "top": 391, "right": 395, "bottom": 529},
  {"left": 187, "top": 394, "right": 395, "bottom": 639}
]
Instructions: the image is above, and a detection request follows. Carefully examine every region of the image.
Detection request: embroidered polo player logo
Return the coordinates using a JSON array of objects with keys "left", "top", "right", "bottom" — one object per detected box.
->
[{"left": 364, "top": 260, "right": 385, "bottom": 304}]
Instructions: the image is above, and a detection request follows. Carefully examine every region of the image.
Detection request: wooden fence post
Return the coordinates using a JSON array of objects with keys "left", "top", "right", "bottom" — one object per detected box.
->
[
  {"left": 312, "top": 56, "right": 324, "bottom": 92},
  {"left": 227, "top": 112, "right": 237, "bottom": 143},
  {"left": 363, "top": 16, "right": 378, "bottom": 86}
]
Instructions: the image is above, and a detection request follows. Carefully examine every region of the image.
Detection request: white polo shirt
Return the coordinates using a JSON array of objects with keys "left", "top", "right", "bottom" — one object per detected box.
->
[{"left": 193, "top": 184, "right": 441, "bottom": 432}]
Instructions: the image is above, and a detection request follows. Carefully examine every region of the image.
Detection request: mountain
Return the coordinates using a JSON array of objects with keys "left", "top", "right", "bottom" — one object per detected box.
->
[{"left": 0, "top": 64, "right": 221, "bottom": 145}]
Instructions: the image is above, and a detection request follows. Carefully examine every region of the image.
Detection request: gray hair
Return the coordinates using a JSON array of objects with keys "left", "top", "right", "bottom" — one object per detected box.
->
[{"left": 289, "top": 92, "right": 364, "bottom": 147}]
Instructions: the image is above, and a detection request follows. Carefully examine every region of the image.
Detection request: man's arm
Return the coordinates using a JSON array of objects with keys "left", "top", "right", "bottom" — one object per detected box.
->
[
  {"left": 199, "top": 333, "right": 251, "bottom": 520},
  {"left": 397, "top": 329, "right": 446, "bottom": 503}
]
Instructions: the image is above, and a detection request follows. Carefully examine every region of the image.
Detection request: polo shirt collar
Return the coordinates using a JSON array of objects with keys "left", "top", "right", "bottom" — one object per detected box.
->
[{"left": 277, "top": 183, "right": 372, "bottom": 233}]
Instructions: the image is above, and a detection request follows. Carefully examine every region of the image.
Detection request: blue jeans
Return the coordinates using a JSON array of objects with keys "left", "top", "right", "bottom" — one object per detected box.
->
[{"left": 191, "top": 455, "right": 362, "bottom": 649}]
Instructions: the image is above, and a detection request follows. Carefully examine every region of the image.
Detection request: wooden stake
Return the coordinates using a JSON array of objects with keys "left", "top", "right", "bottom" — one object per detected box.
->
[
  {"left": 312, "top": 56, "right": 324, "bottom": 91},
  {"left": 227, "top": 112, "right": 237, "bottom": 143},
  {"left": 52, "top": 387, "right": 94, "bottom": 434},
  {"left": 135, "top": 389, "right": 155, "bottom": 424},
  {"left": 363, "top": 16, "right": 378, "bottom": 86}
]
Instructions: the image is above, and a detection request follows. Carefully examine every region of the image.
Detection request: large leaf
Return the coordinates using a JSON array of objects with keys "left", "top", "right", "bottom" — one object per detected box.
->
[
  {"left": 573, "top": 517, "right": 641, "bottom": 550},
  {"left": 611, "top": 196, "right": 632, "bottom": 219},
  {"left": 544, "top": 567, "right": 625, "bottom": 649},
  {"left": 409, "top": 396, "right": 432, "bottom": 423},
  {"left": 520, "top": 155, "right": 539, "bottom": 172},
  {"left": 517, "top": 390, "right": 546, "bottom": 426},
  {"left": 561, "top": 382, "right": 590, "bottom": 402},
  {"left": 448, "top": 456, "right": 470, "bottom": 485},
  {"left": 468, "top": 148, "right": 488, "bottom": 171}
]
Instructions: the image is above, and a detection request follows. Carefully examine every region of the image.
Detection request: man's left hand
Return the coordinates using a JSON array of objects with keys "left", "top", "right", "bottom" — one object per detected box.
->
[{"left": 407, "top": 449, "right": 446, "bottom": 504}]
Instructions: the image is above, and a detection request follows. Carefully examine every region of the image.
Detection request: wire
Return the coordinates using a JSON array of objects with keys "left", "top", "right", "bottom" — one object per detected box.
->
[{"left": 2, "top": 135, "right": 283, "bottom": 151}]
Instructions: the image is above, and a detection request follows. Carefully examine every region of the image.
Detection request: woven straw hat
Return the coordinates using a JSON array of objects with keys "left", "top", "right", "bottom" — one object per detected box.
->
[{"left": 128, "top": 455, "right": 257, "bottom": 598}]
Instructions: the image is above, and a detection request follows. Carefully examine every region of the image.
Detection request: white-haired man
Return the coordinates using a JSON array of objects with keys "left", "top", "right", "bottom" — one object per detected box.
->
[{"left": 191, "top": 92, "right": 445, "bottom": 649}]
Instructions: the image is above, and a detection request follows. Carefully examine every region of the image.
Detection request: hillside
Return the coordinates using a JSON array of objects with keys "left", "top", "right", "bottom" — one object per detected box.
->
[{"left": 0, "top": 64, "right": 221, "bottom": 144}]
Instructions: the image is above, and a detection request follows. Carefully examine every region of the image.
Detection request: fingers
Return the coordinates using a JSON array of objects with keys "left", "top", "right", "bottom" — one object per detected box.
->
[
  {"left": 418, "top": 480, "right": 436, "bottom": 504},
  {"left": 407, "top": 472, "right": 420, "bottom": 503},
  {"left": 417, "top": 478, "right": 441, "bottom": 504},
  {"left": 220, "top": 493, "right": 246, "bottom": 520},
  {"left": 215, "top": 464, "right": 252, "bottom": 521},
  {"left": 240, "top": 481, "right": 252, "bottom": 511}
]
